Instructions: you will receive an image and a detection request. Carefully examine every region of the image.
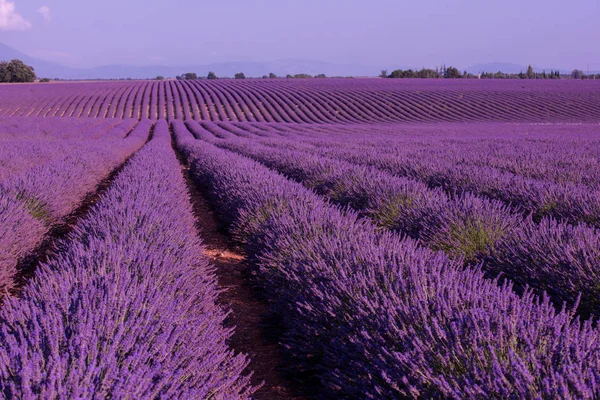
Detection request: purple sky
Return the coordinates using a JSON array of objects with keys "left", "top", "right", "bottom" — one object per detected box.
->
[{"left": 0, "top": 0, "right": 598, "bottom": 70}]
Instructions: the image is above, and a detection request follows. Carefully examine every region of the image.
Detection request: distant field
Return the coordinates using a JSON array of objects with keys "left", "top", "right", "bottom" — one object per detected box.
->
[
  {"left": 1, "top": 79, "right": 600, "bottom": 122},
  {"left": 1, "top": 79, "right": 600, "bottom": 399}
]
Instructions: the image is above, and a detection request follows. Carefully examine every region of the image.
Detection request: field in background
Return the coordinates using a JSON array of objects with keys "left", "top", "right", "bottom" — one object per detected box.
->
[{"left": 1, "top": 79, "right": 600, "bottom": 122}]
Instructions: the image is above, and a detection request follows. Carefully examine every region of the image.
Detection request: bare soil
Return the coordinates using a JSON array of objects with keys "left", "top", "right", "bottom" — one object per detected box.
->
[{"left": 174, "top": 156, "right": 309, "bottom": 400}]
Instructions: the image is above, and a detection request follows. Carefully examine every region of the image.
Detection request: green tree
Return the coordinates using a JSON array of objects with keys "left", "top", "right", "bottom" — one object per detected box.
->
[
  {"left": 207, "top": 71, "right": 217, "bottom": 80},
  {"left": 0, "top": 62, "right": 10, "bottom": 82},
  {"left": 155, "top": 75, "right": 165, "bottom": 80},
  {"left": 176, "top": 72, "right": 197, "bottom": 80},
  {"left": 526, "top": 65, "right": 535, "bottom": 79},
  {"left": 234, "top": 72, "right": 246, "bottom": 79},
  {"left": 416, "top": 68, "right": 439, "bottom": 78},
  {"left": 268, "top": 72, "right": 277, "bottom": 78},
  {"left": 379, "top": 69, "right": 388, "bottom": 78},
  {"left": 315, "top": 73, "right": 326, "bottom": 78},
  {"left": 0, "top": 59, "right": 36, "bottom": 83},
  {"left": 571, "top": 69, "right": 584, "bottom": 79},
  {"left": 443, "top": 66, "right": 462, "bottom": 78},
  {"left": 389, "top": 69, "right": 410, "bottom": 78}
]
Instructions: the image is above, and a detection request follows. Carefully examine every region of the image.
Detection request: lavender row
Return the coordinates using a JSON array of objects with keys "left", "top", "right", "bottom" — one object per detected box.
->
[
  {"left": 308, "top": 125, "right": 600, "bottom": 191},
  {"left": 0, "top": 120, "right": 256, "bottom": 398},
  {"left": 1, "top": 79, "right": 600, "bottom": 123},
  {"left": 240, "top": 122, "right": 600, "bottom": 188},
  {"left": 0, "top": 121, "right": 148, "bottom": 296},
  {"left": 196, "top": 122, "right": 600, "bottom": 315},
  {"left": 0, "top": 119, "right": 135, "bottom": 182},
  {"left": 399, "top": 132, "right": 600, "bottom": 188},
  {"left": 241, "top": 123, "right": 600, "bottom": 228},
  {"left": 173, "top": 120, "right": 600, "bottom": 399},
  {"left": 0, "top": 117, "right": 111, "bottom": 139}
]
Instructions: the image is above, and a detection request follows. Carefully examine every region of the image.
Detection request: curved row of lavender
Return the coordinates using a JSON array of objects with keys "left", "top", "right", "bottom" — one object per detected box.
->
[
  {"left": 231, "top": 121, "right": 600, "bottom": 228},
  {"left": 0, "top": 117, "right": 116, "bottom": 139},
  {"left": 188, "top": 121, "right": 600, "bottom": 316},
  {"left": 0, "top": 118, "right": 128, "bottom": 181},
  {"left": 0, "top": 119, "right": 146, "bottom": 296},
  {"left": 0, "top": 120, "right": 256, "bottom": 398},
  {"left": 172, "top": 119, "right": 600, "bottom": 399},
  {"left": 1, "top": 79, "right": 599, "bottom": 122},
  {"left": 231, "top": 122, "right": 600, "bottom": 188}
]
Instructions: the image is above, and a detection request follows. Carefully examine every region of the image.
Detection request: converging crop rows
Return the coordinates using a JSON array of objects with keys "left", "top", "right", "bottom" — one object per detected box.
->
[
  {"left": 1, "top": 79, "right": 600, "bottom": 399},
  {"left": 1, "top": 79, "right": 600, "bottom": 122}
]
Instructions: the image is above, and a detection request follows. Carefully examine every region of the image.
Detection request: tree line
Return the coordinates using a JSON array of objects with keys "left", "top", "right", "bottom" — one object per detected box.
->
[
  {"left": 0, "top": 59, "right": 36, "bottom": 83},
  {"left": 381, "top": 64, "right": 600, "bottom": 79},
  {"left": 172, "top": 71, "right": 328, "bottom": 80}
]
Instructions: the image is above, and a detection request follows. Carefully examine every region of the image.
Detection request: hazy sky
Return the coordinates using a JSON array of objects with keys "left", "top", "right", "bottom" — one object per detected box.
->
[{"left": 0, "top": 0, "right": 598, "bottom": 70}]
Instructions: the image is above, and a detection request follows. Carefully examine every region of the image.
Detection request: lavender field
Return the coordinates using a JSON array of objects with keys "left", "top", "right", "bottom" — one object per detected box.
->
[{"left": 1, "top": 79, "right": 600, "bottom": 399}]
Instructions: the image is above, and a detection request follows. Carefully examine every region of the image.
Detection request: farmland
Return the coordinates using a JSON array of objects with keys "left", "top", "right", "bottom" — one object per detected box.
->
[{"left": 1, "top": 79, "right": 600, "bottom": 398}]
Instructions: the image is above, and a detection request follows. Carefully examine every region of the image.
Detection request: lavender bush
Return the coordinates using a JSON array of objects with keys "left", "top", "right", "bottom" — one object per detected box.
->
[
  {"left": 195, "top": 125, "right": 600, "bottom": 315},
  {"left": 173, "top": 120, "right": 600, "bottom": 399},
  {"left": 0, "top": 120, "right": 148, "bottom": 297},
  {"left": 0, "top": 120, "right": 256, "bottom": 398}
]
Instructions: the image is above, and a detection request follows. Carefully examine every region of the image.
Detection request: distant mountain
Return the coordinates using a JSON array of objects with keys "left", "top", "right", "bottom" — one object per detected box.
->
[
  {"left": 78, "top": 59, "right": 379, "bottom": 80},
  {"left": 0, "top": 43, "right": 379, "bottom": 79},
  {"left": 0, "top": 42, "right": 26, "bottom": 60},
  {"left": 2, "top": 43, "right": 596, "bottom": 80},
  {"left": 0, "top": 42, "right": 82, "bottom": 78},
  {"left": 465, "top": 62, "right": 599, "bottom": 75},
  {"left": 466, "top": 62, "right": 530, "bottom": 74}
]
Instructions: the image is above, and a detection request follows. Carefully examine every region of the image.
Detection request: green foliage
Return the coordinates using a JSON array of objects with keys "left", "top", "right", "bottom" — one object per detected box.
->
[
  {"left": 15, "top": 192, "right": 51, "bottom": 224},
  {"left": 207, "top": 71, "right": 217, "bottom": 80},
  {"left": 234, "top": 72, "right": 246, "bottom": 79},
  {"left": 0, "top": 62, "right": 8, "bottom": 82},
  {"left": 268, "top": 72, "right": 277, "bottom": 78},
  {"left": 176, "top": 72, "right": 197, "bottom": 80},
  {"left": 155, "top": 75, "right": 165, "bottom": 80},
  {"left": 443, "top": 66, "right": 462, "bottom": 79},
  {"left": 571, "top": 69, "right": 584, "bottom": 79},
  {"left": 315, "top": 73, "right": 327, "bottom": 78},
  {"left": 433, "top": 221, "right": 501, "bottom": 263},
  {"left": 0, "top": 59, "right": 36, "bottom": 83},
  {"left": 389, "top": 68, "right": 440, "bottom": 79},
  {"left": 39, "top": 78, "right": 51, "bottom": 83},
  {"left": 369, "top": 194, "right": 415, "bottom": 230},
  {"left": 382, "top": 63, "right": 591, "bottom": 80}
]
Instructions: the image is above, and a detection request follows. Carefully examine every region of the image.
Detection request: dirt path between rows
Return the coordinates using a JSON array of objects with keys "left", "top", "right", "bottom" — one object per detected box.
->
[{"left": 174, "top": 158, "right": 308, "bottom": 400}]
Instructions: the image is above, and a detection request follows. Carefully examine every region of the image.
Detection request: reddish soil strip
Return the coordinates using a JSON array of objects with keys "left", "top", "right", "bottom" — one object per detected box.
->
[{"left": 174, "top": 156, "right": 308, "bottom": 400}]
